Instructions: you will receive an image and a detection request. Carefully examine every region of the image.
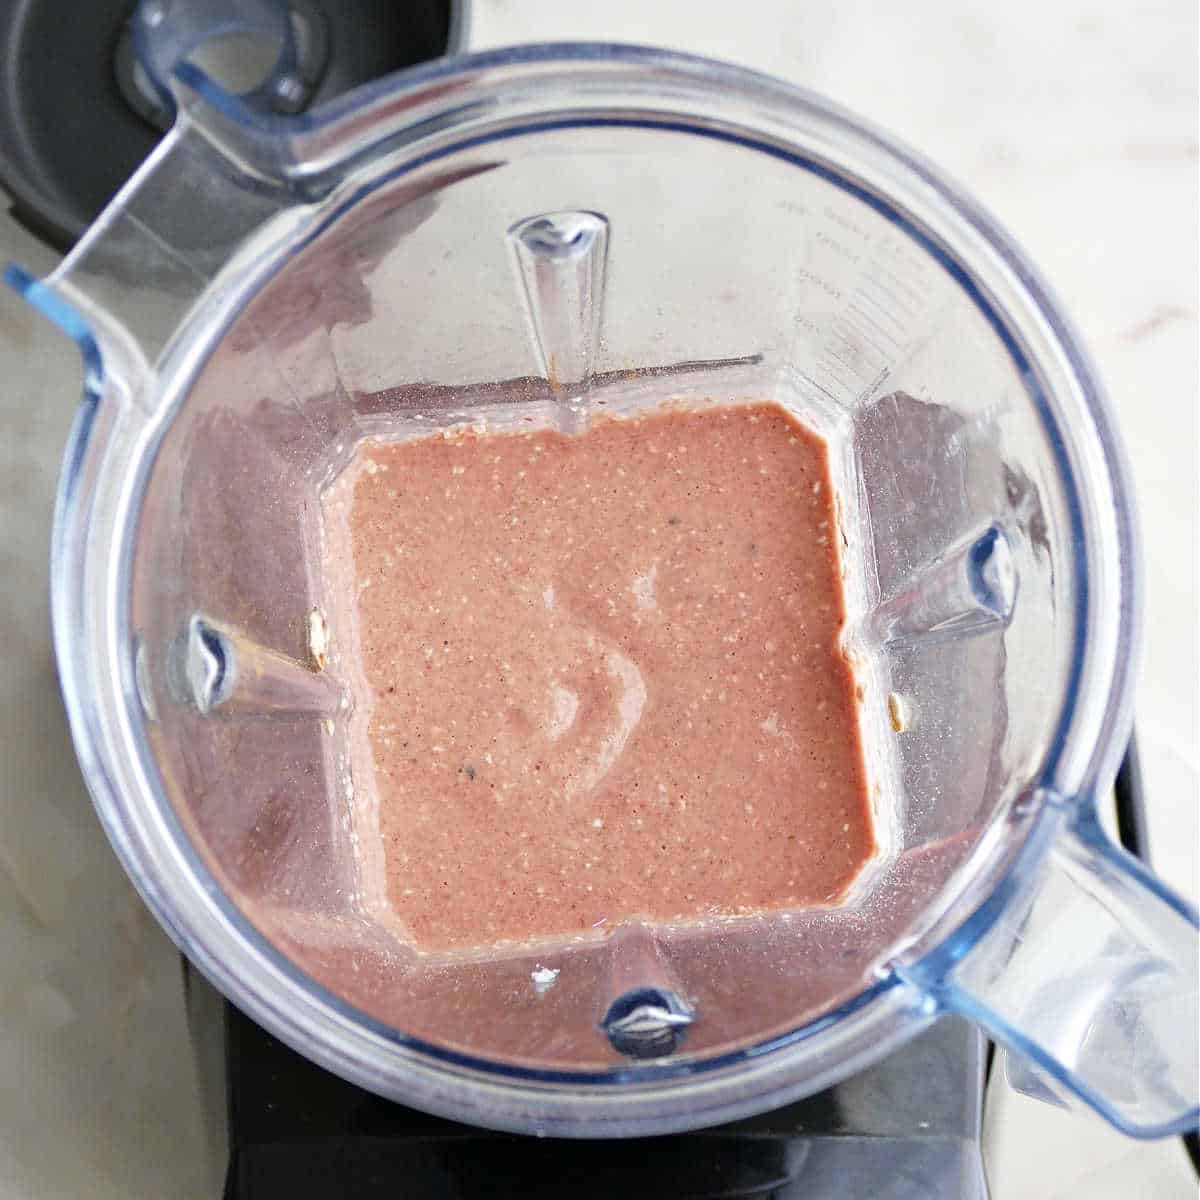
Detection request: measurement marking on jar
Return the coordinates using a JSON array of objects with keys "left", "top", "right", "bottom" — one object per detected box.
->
[
  {"left": 822, "top": 346, "right": 868, "bottom": 378},
  {"left": 823, "top": 206, "right": 873, "bottom": 241},
  {"left": 850, "top": 287, "right": 907, "bottom": 331},
  {"left": 849, "top": 299, "right": 905, "bottom": 344},
  {"left": 816, "top": 363, "right": 861, "bottom": 396},
  {"left": 797, "top": 371, "right": 841, "bottom": 404},
  {"left": 866, "top": 263, "right": 923, "bottom": 306},
  {"left": 854, "top": 294, "right": 916, "bottom": 338},
  {"left": 835, "top": 316, "right": 891, "bottom": 358},
  {"left": 814, "top": 349, "right": 860, "bottom": 384},
  {"left": 831, "top": 319, "right": 887, "bottom": 360},
  {"left": 796, "top": 267, "right": 842, "bottom": 299},
  {"left": 825, "top": 319, "right": 883, "bottom": 355},
  {"left": 814, "top": 230, "right": 860, "bottom": 262},
  {"left": 860, "top": 280, "right": 919, "bottom": 321}
]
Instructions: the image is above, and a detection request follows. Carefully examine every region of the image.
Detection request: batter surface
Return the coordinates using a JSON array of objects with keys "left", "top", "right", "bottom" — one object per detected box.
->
[{"left": 325, "top": 402, "right": 874, "bottom": 951}]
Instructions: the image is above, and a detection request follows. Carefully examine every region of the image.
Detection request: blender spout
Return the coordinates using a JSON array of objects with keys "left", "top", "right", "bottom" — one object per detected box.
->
[
  {"left": 8, "top": 0, "right": 307, "bottom": 408},
  {"left": 8, "top": 116, "right": 293, "bottom": 406}
]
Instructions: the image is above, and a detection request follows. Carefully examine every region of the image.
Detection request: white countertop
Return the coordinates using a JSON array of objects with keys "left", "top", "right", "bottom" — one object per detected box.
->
[{"left": 0, "top": 2, "right": 1195, "bottom": 1195}]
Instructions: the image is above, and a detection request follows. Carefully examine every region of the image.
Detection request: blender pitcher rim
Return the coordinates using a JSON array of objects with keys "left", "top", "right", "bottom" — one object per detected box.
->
[{"left": 32, "top": 43, "right": 1139, "bottom": 1129}]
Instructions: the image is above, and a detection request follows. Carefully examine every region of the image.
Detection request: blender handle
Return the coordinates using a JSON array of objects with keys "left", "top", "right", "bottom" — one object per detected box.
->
[
  {"left": 909, "top": 797, "right": 1199, "bottom": 1139},
  {"left": 4, "top": 2, "right": 297, "bottom": 389}
]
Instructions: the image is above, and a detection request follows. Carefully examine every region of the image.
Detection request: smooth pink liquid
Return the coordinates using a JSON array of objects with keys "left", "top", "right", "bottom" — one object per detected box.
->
[{"left": 327, "top": 402, "right": 874, "bottom": 951}]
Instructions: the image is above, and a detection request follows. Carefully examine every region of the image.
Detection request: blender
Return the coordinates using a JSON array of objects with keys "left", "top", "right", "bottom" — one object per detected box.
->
[{"left": 6, "top": 0, "right": 1198, "bottom": 1152}]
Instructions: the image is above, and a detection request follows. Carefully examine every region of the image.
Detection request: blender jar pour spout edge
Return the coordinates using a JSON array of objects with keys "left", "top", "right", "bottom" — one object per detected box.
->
[
  {"left": 3, "top": 0, "right": 307, "bottom": 393},
  {"left": 3, "top": 115, "right": 295, "bottom": 405}
]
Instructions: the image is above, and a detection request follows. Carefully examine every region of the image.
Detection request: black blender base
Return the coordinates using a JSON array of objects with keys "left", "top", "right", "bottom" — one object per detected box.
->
[
  {"left": 185, "top": 966, "right": 985, "bottom": 1200},
  {"left": 0, "top": 0, "right": 455, "bottom": 251}
]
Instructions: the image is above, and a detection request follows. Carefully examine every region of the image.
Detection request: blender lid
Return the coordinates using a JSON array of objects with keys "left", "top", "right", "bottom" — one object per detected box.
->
[{"left": 0, "top": 0, "right": 463, "bottom": 251}]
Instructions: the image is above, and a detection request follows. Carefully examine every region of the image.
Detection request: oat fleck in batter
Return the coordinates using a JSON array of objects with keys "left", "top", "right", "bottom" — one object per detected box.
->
[{"left": 325, "top": 402, "right": 874, "bottom": 951}]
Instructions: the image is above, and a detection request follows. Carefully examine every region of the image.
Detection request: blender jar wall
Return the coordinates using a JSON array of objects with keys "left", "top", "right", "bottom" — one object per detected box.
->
[
  {"left": 128, "top": 114, "right": 1071, "bottom": 1065},
  {"left": 10, "top": 44, "right": 1194, "bottom": 1135}
]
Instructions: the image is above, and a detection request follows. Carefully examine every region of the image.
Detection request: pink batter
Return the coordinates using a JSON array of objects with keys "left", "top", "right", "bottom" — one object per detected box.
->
[{"left": 326, "top": 402, "right": 874, "bottom": 952}]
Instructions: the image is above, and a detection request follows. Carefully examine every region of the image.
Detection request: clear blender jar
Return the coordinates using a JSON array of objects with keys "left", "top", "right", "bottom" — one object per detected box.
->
[{"left": 8, "top": 23, "right": 1198, "bottom": 1139}]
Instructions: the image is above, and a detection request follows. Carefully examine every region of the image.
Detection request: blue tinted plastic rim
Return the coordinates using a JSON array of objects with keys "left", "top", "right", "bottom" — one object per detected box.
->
[
  {"left": 11, "top": 44, "right": 1137, "bottom": 1106},
  {"left": 923, "top": 807, "right": 1200, "bottom": 1140}
]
